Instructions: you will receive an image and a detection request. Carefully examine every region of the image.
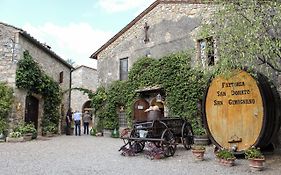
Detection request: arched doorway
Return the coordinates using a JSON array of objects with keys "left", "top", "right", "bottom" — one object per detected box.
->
[
  {"left": 134, "top": 99, "right": 149, "bottom": 122},
  {"left": 82, "top": 100, "right": 93, "bottom": 128},
  {"left": 82, "top": 100, "right": 92, "bottom": 112},
  {"left": 25, "top": 95, "right": 39, "bottom": 129}
]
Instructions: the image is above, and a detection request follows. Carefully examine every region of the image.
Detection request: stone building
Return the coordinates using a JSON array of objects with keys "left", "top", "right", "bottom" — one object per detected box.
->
[
  {"left": 0, "top": 22, "right": 73, "bottom": 135},
  {"left": 90, "top": 0, "right": 215, "bottom": 126},
  {"left": 90, "top": 0, "right": 281, "bottom": 150},
  {"left": 71, "top": 65, "right": 98, "bottom": 119},
  {"left": 91, "top": 0, "right": 214, "bottom": 87}
]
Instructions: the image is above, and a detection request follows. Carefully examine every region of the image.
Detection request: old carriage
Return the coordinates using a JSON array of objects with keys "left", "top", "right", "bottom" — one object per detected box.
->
[{"left": 119, "top": 117, "right": 193, "bottom": 157}]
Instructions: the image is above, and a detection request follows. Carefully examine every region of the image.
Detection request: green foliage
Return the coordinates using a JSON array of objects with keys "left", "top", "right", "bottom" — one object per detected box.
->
[
  {"left": 14, "top": 122, "right": 37, "bottom": 135},
  {"left": 16, "top": 50, "right": 61, "bottom": 133},
  {"left": 9, "top": 131, "right": 22, "bottom": 138},
  {"left": 90, "top": 128, "right": 97, "bottom": 136},
  {"left": 0, "top": 83, "right": 13, "bottom": 134},
  {"left": 43, "top": 122, "right": 58, "bottom": 133},
  {"left": 191, "top": 145, "right": 206, "bottom": 150},
  {"left": 216, "top": 149, "right": 235, "bottom": 160},
  {"left": 201, "top": 0, "right": 281, "bottom": 74},
  {"left": 192, "top": 124, "right": 206, "bottom": 136},
  {"left": 245, "top": 146, "right": 264, "bottom": 159},
  {"left": 91, "top": 51, "right": 208, "bottom": 130}
]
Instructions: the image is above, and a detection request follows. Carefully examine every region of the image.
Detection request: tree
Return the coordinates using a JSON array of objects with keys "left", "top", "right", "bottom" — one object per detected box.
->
[{"left": 200, "top": 0, "right": 281, "bottom": 74}]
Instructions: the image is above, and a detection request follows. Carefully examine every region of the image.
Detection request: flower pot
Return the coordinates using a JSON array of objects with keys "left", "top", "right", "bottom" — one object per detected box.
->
[
  {"left": 193, "top": 135, "right": 210, "bottom": 145},
  {"left": 23, "top": 133, "right": 33, "bottom": 141},
  {"left": 218, "top": 158, "right": 236, "bottom": 167},
  {"left": 192, "top": 149, "right": 205, "bottom": 161},
  {"left": 6, "top": 137, "right": 24, "bottom": 142},
  {"left": 0, "top": 133, "right": 5, "bottom": 143},
  {"left": 248, "top": 158, "right": 265, "bottom": 171}
]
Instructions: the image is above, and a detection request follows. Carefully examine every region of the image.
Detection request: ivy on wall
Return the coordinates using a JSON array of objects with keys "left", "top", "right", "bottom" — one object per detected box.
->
[
  {"left": 0, "top": 83, "right": 13, "bottom": 134},
  {"left": 16, "top": 50, "right": 61, "bottom": 133},
  {"left": 92, "top": 51, "right": 209, "bottom": 130}
]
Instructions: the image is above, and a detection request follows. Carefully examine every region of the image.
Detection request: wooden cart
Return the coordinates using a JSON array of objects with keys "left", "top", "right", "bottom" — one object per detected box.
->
[{"left": 120, "top": 117, "right": 193, "bottom": 157}]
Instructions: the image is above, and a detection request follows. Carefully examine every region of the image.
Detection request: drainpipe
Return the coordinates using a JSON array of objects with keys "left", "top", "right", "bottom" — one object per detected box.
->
[{"left": 69, "top": 68, "right": 74, "bottom": 110}]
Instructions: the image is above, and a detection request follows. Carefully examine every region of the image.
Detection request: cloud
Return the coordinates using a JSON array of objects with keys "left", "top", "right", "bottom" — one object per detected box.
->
[
  {"left": 23, "top": 22, "right": 113, "bottom": 69},
  {"left": 98, "top": 0, "right": 155, "bottom": 13}
]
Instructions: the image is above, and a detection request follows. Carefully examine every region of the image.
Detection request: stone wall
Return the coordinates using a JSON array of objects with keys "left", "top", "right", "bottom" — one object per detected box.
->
[
  {"left": 71, "top": 66, "right": 98, "bottom": 112},
  {"left": 97, "top": 3, "right": 214, "bottom": 86},
  {"left": 0, "top": 23, "right": 72, "bottom": 134},
  {"left": 95, "top": 2, "right": 281, "bottom": 150}
]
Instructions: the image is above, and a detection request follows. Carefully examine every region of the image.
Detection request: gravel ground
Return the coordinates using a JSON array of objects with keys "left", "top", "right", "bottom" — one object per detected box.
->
[{"left": 0, "top": 135, "right": 280, "bottom": 175}]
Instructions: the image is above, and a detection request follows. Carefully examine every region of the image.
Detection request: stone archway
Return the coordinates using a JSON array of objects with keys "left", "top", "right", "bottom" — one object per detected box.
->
[
  {"left": 82, "top": 100, "right": 92, "bottom": 112},
  {"left": 25, "top": 95, "right": 39, "bottom": 129},
  {"left": 82, "top": 100, "right": 93, "bottom": 128}
]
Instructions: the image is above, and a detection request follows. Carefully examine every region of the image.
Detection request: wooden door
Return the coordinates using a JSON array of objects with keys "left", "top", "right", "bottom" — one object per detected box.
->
[
  {"left": 134, "top": 99, "right": 149, "bottom": 122},
  {"left": 25, "top": 95, "right": 39, "bottom": 129}
]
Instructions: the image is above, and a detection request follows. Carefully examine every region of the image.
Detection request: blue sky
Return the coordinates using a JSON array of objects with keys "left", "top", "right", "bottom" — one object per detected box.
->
[{"left": 0, "top": 0, "right": 154, "bottom": 68}]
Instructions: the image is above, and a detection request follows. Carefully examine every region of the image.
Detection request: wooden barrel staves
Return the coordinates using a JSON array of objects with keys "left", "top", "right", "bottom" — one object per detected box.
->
[{"left": 203, "top": 70, "right": 279, "bottom": 153}]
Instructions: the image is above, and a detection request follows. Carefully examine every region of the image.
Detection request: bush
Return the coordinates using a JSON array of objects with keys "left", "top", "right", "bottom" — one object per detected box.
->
[
  {"left": 90, "top": 128, "right": 97, "bottom": 136},
  {"left": 216, "top": 149, "right": 235, "bottom": 160},
  {"left": 0, "top": 82, "right": 13, "bottom": 134},
  {"left": 14, "top": 122, "right": 37, "bottom": 135},
  {"left": 44, "top": 122, "right": 57, "bottom": 134},
  {"left": 9, "top": 131, "right": 22, "bottom": 138},
  {"left": 245, "top": 146, "right": 264, "bottom": 159}
]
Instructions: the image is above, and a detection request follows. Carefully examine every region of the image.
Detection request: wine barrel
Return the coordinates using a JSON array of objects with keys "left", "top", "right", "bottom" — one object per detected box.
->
[{"left": 202, "top": 70, "right": 279, "bottom": 153}]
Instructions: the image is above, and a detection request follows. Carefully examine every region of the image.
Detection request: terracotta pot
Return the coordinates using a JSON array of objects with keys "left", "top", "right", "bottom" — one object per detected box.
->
[
  {"left": 192, "top": 149, "right": 205, "bottom": 161},
  {"left": 248, "top": 158, "right": 265, "bottom": 171}
]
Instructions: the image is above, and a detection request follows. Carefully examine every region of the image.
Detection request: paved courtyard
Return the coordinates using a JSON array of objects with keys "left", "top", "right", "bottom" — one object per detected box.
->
[{"left": 0, "top": 135, "right": 281, "bottom": 175}]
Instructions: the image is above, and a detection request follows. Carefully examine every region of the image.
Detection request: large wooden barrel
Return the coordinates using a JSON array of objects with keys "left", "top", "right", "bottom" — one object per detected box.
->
[{"left": 203, "top": 70, "right": 279, "bottom": 153}]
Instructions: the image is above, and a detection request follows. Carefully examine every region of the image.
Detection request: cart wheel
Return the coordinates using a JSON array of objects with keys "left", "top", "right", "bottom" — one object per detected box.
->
[
  {"left": 182, "top": 122, "right": 193, "bottom": 150},
  {"left": 130, "top": 141, "right": 145, "bottom": 153},
  {"left": 161, "top": 129, "right": 176, "bottom": 157}
]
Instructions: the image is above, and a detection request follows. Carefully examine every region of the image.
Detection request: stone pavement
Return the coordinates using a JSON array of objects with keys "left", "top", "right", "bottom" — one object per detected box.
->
[{"left": 0, "top": 135, "right": 280, "bottom": 175}]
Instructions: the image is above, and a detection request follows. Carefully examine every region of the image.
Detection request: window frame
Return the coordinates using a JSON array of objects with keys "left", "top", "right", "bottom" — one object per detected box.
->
[{"left": 119, "top": 57, "right": 128, "bottom": 81}]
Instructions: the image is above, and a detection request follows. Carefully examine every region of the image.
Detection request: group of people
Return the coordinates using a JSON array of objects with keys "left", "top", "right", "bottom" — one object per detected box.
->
[{"left": 66, "top": 109, "right": 92, "bottom": 136}]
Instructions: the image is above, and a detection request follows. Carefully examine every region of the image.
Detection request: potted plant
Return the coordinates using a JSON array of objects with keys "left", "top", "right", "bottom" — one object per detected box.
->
[
  {"left": 44, "top": 123, "right": 58, "bottom": 137},
  {"left": 14, "top": 122, "right": 37, "bottom": 141},
  {"left": 216, "top": 149, "right": 236, "bottom": 166},
  {"left": 6, "top": 131, "right": 24, "bottom": 142},
  {"left": 245, "top": 146, "right": 265, "bottom": 171},
  {"left": 193, "top": 126, "right": 209, "bottom": 145},
  {"left": 191, "top": 145, "right": 206, "bottom": 161}
]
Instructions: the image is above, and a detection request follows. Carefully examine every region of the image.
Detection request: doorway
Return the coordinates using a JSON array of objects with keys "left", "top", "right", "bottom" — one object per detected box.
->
[{"left": 25, "top": 95, "right": 39, "bottom": 129}]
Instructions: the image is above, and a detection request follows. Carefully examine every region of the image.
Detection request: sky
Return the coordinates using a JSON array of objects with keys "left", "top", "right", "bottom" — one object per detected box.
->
[{"left": 0, "top": 0, "right": 155, "bottom": 68}]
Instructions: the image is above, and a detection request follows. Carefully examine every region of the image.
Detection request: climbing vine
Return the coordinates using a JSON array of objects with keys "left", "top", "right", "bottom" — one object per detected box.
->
[
  {"left": 0, "top": 83, "right": 13, "bottom": 134},
  {"left": 91, "top": 51, "right": 209, "bottom": 130},
  {"left": 16, "top": 50, "right": 61, "bottom": 133}
]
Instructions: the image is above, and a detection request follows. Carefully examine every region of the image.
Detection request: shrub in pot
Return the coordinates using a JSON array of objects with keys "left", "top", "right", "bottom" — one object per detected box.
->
[
  {"left": 216, "top": 149, "right": 236, "bottom": 166},
  {"left": 245, "top": 146, "right": 265, "bottom": 171}
]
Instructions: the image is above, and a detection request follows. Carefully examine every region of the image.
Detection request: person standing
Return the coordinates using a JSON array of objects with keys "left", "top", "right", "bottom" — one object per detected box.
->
[
  {"left": 83, "top": 111, "right": 91, "bottom": 135},
  {"left": 66, "top": 108, "right": 72, "bottom": 135},
  {"left": 73, "top": 110, "right": 82, "bottom": 136}
]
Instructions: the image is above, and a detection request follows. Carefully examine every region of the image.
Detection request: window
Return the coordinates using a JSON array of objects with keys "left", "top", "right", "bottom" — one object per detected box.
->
[
  {"left": 119, "top": 58, "right": 128, "bottom": 80},
  {"left": 198, "top": 37, "right": 215, "bottom": 67},
  {"left": 59, "top": 71, "right": 63, "bottom": 83}
]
